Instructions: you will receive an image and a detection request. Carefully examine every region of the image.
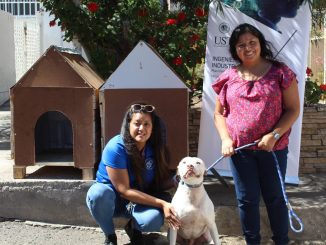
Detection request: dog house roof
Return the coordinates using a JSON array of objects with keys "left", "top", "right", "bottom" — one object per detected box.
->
[
  {"left": 11, "top": 46, "right": 104, "bottom": 89},
  {"left": 101, "top": 41, "right": 189, "bottom": 90}
]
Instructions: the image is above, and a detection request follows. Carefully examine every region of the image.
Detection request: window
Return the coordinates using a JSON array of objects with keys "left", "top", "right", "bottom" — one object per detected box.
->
[{"left": 0, "top": 0, "right": 40, "bottom": 16}]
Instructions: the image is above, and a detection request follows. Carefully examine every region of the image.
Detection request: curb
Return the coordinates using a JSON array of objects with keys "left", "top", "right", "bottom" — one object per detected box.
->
[{"left": 1, "top": 176, "right": 325, "bottom": 241}]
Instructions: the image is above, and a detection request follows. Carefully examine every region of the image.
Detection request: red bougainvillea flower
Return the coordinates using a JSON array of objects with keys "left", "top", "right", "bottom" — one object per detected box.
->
[
  {"left": 138, "top": 8, "right": 148, "bottom": 17},
  {"left": 190, "top": 34, "right": 200, "bottom": 43},
  {"left": 195, "top": 7, "right": 205, "bottom": 17},
  {"left": 87, "top": 2, "right": 99, "bottom": 13},
  {"left": 177, "top": 12, "right": 186, "bottom": 22},
  {"left": 306, "top": 67, "right": 313, "bottom": 77},
  {"left": 49, "top": 20, "right": 56, "bottom": 27},
  {"left": 166, "top": 18, "right": 178, "bottom": 25},
  {"left": 173, "top": 56, "right": 183, "bottom": 66},
  {"left": 320, "top": 84, "right": 326, "bottom": 91}
]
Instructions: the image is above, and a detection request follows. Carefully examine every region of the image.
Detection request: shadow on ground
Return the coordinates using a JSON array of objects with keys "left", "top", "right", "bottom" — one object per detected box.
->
[
  {"left": 0, "top": 100, "right": 10, "bottom": 111},
  {"left": 0, "top": 141, "right": 10, "bottom": 150},
  {"left": 141, "top": 232, "right": 168, "bottom": 245},
  {"left": 25, "top": 166, "right": 83, "bottom": 180}
]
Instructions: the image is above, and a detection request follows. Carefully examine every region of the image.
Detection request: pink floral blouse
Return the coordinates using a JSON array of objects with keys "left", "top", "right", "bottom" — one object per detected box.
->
[{"left": 212, "top": 63, "right": 296, "bottom": 150}]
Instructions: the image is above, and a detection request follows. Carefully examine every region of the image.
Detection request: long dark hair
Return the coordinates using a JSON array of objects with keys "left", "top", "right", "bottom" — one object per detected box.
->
[
  {"left": 120, "top": 102, "right": 170, "bottom": 191},
  {"left": 229, "top": 23, "right": 279, "bottom": 64}
]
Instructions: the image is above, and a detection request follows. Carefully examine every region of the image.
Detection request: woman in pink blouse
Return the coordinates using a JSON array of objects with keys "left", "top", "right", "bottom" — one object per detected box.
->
[{"left": 213, "top": 23, "right": 300, "bottom": 245}]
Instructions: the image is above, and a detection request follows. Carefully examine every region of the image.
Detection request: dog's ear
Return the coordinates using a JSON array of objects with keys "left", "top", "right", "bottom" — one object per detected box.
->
[
  {"left": 176, "top": 167, "right": 180, "bottom": 177},
  {"left": 172, "top": 169, "right": 181, "bottom": 186}
]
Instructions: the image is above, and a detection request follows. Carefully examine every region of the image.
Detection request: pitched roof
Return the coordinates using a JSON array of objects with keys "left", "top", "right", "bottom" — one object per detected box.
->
[
  {"left": 12, "top": 46, "right": 104, "bottom": 89},
  {"left": 101, "top": 41, "right": 188, "bottom": 90}
]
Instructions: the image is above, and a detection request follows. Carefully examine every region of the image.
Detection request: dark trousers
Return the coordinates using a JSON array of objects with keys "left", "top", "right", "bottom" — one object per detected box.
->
[{"left": 230, "top": 148, "right": 289, "bottom": 245}]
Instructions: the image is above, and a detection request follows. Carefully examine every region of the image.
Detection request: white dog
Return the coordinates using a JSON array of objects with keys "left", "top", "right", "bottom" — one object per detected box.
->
[{"left": 169, "top": 157, "right": 221, "bottom": 245}]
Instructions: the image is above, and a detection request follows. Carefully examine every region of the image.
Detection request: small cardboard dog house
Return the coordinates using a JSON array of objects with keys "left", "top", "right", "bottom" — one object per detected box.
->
[
  {"left": 10, "top": 46, "right": 104, "bottom": 179},
  {"left": 100, "top": 41, "right": 188, "bottom": 169}
]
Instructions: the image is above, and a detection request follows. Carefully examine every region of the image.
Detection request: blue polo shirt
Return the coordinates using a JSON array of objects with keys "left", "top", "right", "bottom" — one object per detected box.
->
[{"left": 96, "top": 135, "right": 156, "bottom": 190}]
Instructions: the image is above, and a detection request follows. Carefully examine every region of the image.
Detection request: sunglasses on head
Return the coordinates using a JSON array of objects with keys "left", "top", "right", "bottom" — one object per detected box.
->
[{"left": 130, "top": 104, "right": 155, "bottom": 113}]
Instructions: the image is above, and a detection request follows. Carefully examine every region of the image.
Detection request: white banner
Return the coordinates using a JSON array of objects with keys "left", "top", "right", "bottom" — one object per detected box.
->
[{"left": 198, "top": 2, "right": 311, "bottom": 184}]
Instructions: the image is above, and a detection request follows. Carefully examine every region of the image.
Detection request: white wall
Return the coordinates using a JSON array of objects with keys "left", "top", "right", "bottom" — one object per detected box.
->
[
  {"left": 13, "top": 9, "right": 87, "bottom": 83},
  {"left": 1, "top": 6, "right": 90, "bottom": 106},
  {"left": 0, "top": 10, "right": 15, "bottom": 105},
  {"left": 37, "top": 10, "right": 87, "bottom": 61},
  {"left": 37, "top": 11, "right": 74, "bottom": 54},
  {"left": 14, "top": 17, "right": 41, "bottom": 81}
]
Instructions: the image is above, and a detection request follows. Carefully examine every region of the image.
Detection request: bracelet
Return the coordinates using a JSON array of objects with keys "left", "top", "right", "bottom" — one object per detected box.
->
[{"left": 272, "top": 130, "right": 280, "bottom": 140}]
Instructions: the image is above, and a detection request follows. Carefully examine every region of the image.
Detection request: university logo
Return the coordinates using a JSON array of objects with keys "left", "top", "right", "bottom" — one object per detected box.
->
[
  {"left": 145, "top": 158, "right": 154, "bottom": 170},
  {"left": 218, "top": 22, "right": 230, "bottom": 34}
]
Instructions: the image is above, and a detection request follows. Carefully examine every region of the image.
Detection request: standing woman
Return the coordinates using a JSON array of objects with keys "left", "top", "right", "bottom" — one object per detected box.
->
[
  {"left": 86, "top": 103, "right": 180, "bottom": 245},
  {"left": 213, "top": 23, "right": 300, "bottom": 245}
]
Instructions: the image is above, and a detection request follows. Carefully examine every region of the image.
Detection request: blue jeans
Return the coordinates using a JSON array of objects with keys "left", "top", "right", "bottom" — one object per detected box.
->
[
  {"left": 86, "top": 182, "right": 166, "bottom": 235},
  {"left": 230, "top": 148, "right": 289, "bottom": 245}
]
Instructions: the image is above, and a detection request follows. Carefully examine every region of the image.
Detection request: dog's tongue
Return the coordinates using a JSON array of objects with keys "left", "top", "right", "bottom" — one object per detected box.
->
[{"left": 184, "top": 169, "right": 196, "bottom": 179}]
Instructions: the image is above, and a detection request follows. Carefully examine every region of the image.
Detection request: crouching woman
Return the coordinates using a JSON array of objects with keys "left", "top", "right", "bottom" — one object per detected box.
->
[{"left": 86, "top": 103, "right": 180, "bottom": 245}]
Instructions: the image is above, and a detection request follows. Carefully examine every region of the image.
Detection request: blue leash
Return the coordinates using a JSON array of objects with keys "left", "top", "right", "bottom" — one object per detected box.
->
[
  {"left": 206, "top": 141, "right": 258, "bottom": 172},
  {"left": 206, "top": 142, "right": 259, "bottom": 188},
  {"left": 207, "top": 141, "right": 304, "bottom": 233},
  {"left": 271, "top": 152, "right": 304, "bottom": 233}
]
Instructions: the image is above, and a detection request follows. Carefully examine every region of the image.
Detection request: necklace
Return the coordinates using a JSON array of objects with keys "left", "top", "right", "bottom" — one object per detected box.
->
[{"left": 238, "top": 62, "right": 272, "bottom": 81}]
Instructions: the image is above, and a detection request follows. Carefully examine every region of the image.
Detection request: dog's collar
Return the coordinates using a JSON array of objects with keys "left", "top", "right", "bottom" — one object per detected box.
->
[{"left": 180, "top": 180, "right": 203, "bottom": 188}]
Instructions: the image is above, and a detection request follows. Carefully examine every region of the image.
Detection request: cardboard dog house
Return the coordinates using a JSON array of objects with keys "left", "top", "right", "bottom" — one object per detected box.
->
[
  {"left": 100, "top": 41, "right": 189, "bottom": 169},
  {"left": 10, "top": 46, "right": 104, "bottom": 179}
]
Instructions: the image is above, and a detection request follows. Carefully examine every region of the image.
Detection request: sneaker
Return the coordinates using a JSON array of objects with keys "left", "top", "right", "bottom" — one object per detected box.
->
[
  {"left": 124, "top": 219, "right": 144, "bottom": 245},
  {"left": 104, "top": 233, "right": 117, "bottom": 245}
]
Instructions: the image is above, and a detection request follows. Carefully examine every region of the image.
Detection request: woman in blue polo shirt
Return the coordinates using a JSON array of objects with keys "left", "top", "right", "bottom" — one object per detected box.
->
[{"left": 86, "top": 103, "right": 180, "bottom": 245}]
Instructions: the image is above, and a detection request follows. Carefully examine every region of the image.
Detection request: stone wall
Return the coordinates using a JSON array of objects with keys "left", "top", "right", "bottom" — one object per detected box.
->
[
  {"left": 188, "top": 107, "right": 201, "bottom": 157},
  {"left": 188, "top": 105, "right": 326, "bottom": 174},
  {"left": 300, "top": 105, "right": 326, "bottom": 173}
]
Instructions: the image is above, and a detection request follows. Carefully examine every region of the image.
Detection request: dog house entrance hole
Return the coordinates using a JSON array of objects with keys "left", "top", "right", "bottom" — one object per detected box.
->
[{"left": 35, "top": 111, "right": 73, "bottom": 165}]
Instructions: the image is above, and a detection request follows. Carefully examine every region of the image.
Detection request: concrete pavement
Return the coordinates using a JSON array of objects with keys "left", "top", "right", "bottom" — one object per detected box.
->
[{"left": 0, "top": 101, "right": 326, "bottom": 244}]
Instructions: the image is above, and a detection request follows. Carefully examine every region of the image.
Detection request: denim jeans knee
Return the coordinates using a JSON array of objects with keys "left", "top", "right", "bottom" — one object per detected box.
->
[
  {"left": 86, "top": 183, "right": 116, "bottom": 235},
  {"left": 132, "top": 205, "right": 164, "bottom": 232}
]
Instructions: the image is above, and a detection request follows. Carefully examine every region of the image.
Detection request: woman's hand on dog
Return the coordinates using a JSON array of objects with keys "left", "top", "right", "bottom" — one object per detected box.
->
[{"left": 163, "top": 202, "right": 181, "bottom": 230}]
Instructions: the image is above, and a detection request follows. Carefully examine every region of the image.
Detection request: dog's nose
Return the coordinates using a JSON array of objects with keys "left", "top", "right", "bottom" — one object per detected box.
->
[{"left": 187, "top": 165, "right": 194, "bottom": 170}]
